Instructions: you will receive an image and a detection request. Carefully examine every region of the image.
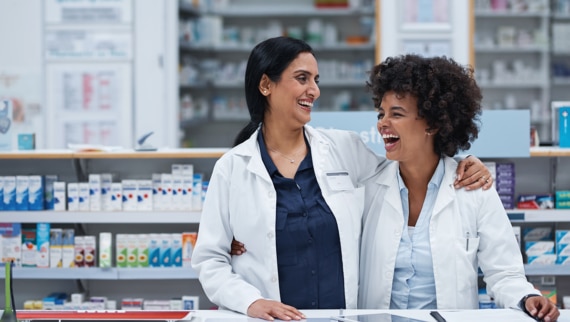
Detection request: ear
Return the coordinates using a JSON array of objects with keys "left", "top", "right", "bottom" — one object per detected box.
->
[
  {"left": 425, "top": 127, "right": 439, "bottom": 136},
  {"left": 259, "top": 74, "right": 271, "bottom": 96}
]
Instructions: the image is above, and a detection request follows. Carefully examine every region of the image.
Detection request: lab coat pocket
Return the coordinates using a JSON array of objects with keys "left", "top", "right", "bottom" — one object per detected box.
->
[{"left": 455, "top": 236, "right": 481, "bottom": 298}]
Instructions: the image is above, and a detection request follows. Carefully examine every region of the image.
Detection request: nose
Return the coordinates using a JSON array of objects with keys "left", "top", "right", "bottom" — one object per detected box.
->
[{"left": 308, "top": 80, "right": 320, "bottom": 99}]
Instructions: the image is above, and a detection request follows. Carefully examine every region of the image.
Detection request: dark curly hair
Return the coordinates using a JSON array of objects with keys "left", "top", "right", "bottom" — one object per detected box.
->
[{"left": 367, "top": 54, "right": 483, "bottom": 157}]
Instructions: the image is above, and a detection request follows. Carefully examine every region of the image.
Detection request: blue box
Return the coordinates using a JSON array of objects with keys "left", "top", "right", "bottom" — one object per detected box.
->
[
  {"left": 17, "top": 133, "right": 35, "bottom": 150},
  {"left": 560, "top": 106, "right": 570, "bottom": 147}
]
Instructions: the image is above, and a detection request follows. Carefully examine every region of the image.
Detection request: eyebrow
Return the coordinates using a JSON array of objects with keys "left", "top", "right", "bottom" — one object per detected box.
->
[
  {"left": 294, "top": 69, "right": 319, "bottom": 78},
  {"left": 380, "top": 105, "right": 406, "bottom": 112}
]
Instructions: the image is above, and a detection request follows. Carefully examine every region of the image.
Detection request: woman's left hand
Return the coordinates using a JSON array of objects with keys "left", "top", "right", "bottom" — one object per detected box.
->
[
  {"left": 525, "top": 296, "right": 559, "bottom": 322},
  {"left": 454, "top": 155, "right": 494, "bottom": 191}
]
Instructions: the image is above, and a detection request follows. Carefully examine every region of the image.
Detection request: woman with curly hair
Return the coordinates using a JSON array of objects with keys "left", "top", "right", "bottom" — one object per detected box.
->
[{"left": 358, "top": 54, "right": 559, "bottom": 322}]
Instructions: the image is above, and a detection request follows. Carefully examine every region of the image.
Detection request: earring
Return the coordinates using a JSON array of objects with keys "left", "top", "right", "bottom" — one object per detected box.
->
[{"left": 425, "top": 130, "right": 432, "bottom": 136}]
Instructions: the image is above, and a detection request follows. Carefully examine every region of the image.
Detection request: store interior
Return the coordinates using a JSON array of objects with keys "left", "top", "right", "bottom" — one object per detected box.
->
[{"left": 1, "top": 0, "right": 570, "bottom": 313}]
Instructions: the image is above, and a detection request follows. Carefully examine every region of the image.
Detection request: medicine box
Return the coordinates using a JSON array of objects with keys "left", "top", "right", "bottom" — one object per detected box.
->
[{"left": 559, "top": 106, "right": 570, "bottom": 147}]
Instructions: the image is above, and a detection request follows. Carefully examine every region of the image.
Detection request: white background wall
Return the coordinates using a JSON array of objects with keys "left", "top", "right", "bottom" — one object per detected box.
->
[{"left": 0, "top": 0, "right": 178, "bottom": 149}]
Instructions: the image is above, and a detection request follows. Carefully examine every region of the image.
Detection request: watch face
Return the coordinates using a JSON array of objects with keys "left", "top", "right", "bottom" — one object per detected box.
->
[{"left": 0, "top": 116, "right": 11, "bottom": 134}]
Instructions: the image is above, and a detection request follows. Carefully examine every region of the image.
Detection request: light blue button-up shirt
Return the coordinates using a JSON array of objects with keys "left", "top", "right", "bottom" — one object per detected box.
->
[{"left": 390, "top": 159, "right": 445, "bottom": 310}]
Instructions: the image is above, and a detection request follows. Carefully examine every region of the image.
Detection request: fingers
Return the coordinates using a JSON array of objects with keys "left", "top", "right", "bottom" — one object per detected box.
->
[
  {"left": 230, "top": 238, "right": 246, "bottom": 256},
  {"left": 526, "top": 297, "right": 560, "bottom": 322},
  {"left": 455, "top": 156, "right": 493, "bottom": 191},
  {"left": 247, "top": 299, "right": 305, "bottom": 321}
]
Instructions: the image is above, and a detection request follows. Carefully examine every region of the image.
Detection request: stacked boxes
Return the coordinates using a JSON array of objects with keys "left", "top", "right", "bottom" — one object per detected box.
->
[
  {"left": 556, "top": 230, "right": 570, "bottom": 265},
  {"left": 524, "top": 227, "right": 556, "bottom": 265},
  {"left": 496, "top": 162, "right": 515, "bottom": 209},
  {"left": 556, "top": 190, "right": 570, "bottom": 209}
]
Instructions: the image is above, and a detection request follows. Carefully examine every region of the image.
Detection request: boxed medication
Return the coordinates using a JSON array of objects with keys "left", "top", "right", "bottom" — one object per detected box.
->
[
  {"left": 21, "top": 228, "right": 37, "bottom": 267},
  {"left": 62, "top": 229, "right": 75, "bottom": 268},
  {"left": 88, "top": 174, "right": 102, "bottom": 211},
  {"left": 53, "top": 181, "right": 67, "bottom": 211},
  {"left": 525, "top": 241, "right": 555, "bottom": 256},
  {"left": 148, "top": 233, "right": 161, "bottom": 267},
  {"left": 36, "top": 223, "right": 50, "bottom": 268},
  {"left": 0, "top": 223, "right": 22, "bottom": 266},
  {"left": 192, "top": 173, "right": 203, "bottom": 210},
  {"left": 160, "top": 174, "right": 173, "bottom": 210},
  {"left": 43, "top": 175, "right": 58, "bottom": 210},
  {"left": 159, "top": 233, "right": 172, "bottom": 267},
  {"left": 99, "top": 232, "right": 112, "bottom": 268},
  {"left": 67, "top": 182, "right": 80, "bottom": 211},
  {"left": 15, "top": 176, "right": 29, "bottom": 210},
  {"left": 559, "top": 106, "right": 570, "bottom": 147},
  {"left": 2, "top": 176, "right": 16, "bottom": 210},
  {"left": 83, "top": 235, "right": 96, "bottom": 267},
  {"left": 182, "top": 232, "right": 198, "bottom": 268},
  {"left": 121, "top": 180, "right": 138, "bottom": 211},
  {"left": 74, "top": 236, "right": 85, "bottom": 267},
  {"left": 171, "top": 233, "right": 182, "bottom": 267},
  {"left": 137, "top": 234, "right": 149, "bottom": 267},
  {"left": 110, "top": 182, "right": 122, "bottom": 211},
  {"left": 100, "top": 173, "right": 113, "bottom": 211},
  {"left": 28, "top": 175, "right": 44, "bottom": 210},
  {"left": 49, "top": 228, "right": 63, "bottom": 268},
  {"left": 136, "top": 180, "right": 153, "bottom": 211},
  {"left": 524, "top": 227, "right": 553, "bottom": 241},
  {"left": 127, "top": 234, "right": 138, "bottom": 267},
  {"left": 152, "top": 174, "right": 163, "bottom": 210},
  {"left": 78, "top": 182, "right": 90, "bottom": 211},
  {"left": 517, "top": 194, "right": 555, "bottom": 209},
  {"left": 115, "top": 234, "right": 128, "bottom": 268}
]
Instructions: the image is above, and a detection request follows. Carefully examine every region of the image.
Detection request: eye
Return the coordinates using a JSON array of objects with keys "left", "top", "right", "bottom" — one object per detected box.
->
[
  {"left": 297, "top": 75, "right": 307, "bottom": 83},
  {"left": 315, "top": 77, "right": 320, "bottom": 85},
  {"left": 377, "top": 113, "right": 384, "bottom": 120}
]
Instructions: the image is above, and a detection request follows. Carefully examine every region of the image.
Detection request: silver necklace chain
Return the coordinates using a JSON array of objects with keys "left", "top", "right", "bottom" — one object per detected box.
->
[{"left": 268, "top": 146, "right": 305, "bottom": 164}]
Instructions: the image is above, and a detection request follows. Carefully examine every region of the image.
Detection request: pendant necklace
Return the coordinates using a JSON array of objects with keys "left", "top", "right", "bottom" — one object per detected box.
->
[{"left": 268, "top": 146, "right": 305, "bottom": 164}]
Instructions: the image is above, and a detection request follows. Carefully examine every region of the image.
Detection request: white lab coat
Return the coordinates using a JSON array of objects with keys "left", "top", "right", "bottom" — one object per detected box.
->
[
  {"left": 359, "top": 157, "right": 539, "bottom": 310},
  {"left": 192, "top": 125, "right": 387, "bottom": 314}
]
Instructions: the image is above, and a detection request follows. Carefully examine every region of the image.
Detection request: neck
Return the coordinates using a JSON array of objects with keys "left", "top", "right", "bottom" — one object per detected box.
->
[
  {"left": 399, "top": 153, "right": 440, "bottom": 189},
  {"left": 262, "top": 123, "right": 306, "bottom": 153}
]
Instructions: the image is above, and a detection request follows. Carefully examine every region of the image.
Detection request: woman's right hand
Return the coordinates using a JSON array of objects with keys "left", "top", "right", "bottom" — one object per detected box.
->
[
  {"left": 247, "top": 299, "right": 305, "bottom": 321},
  {"left": 230, "top": 238, "right": 246, "bottom": 255}
]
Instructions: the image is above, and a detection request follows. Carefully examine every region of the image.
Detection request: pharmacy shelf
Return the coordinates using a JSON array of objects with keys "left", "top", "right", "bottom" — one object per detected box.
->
[
  {"left": 475, "top": 45, "right": 549, "bottom": 53},
  {"left": 507, "top": 209, "right": 570, "bottom": 222},
  {"left": 474, "top": 10, "right": 549, "bottom": 17},
  {"left": 8, "top": 267, "right": 197, "bottom": 280},
  {"left": 553, "top": 78, "right": 570, "bottom": 86},
  {"left": 530, "top": 146, "right": 570, "bottom": 157},
  {"left": 478, "top": 82, "right": 547, "bottom": 89},
  {"left": 180, "top": 41, "right": 374, "bottom": 52},
  {"left": 0, "top": 211, "right": 201, "bottom": 224},
  {"left": 0, "top": 148, "right": 227, "bottom": 160},
  {"left": 524, "top": 265, "right": 570, "bottom": 276},
  {"left": 207, "top": 6, "right": 374, "bottom": 17}
]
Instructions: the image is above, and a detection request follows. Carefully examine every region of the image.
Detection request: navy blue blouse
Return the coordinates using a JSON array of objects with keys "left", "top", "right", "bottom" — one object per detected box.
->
[{"left": 258, "top": 131, "right": 345, "bottom": 309}]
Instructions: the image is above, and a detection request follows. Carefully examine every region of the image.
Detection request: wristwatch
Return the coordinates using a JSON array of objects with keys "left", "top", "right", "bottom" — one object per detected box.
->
[{"left": 518, "top": 294, "right": 541, "bottom": 316}]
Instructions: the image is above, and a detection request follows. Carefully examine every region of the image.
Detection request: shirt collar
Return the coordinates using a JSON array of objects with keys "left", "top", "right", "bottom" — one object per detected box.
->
[
  {"left": 397, "top": 158, "right": 445, "bottom": 192},
  {"left": 257, "top": 128, "right": 313, "bottom": 177}
]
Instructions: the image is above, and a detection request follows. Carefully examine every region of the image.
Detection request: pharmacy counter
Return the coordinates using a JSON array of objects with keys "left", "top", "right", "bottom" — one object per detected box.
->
[{"left": 7, "top": 308, "right": 570, "bottom": 322}]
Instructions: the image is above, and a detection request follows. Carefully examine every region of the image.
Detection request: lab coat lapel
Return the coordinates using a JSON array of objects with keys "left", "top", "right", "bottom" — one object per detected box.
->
[
  {"left": 234, "top": 128, "right": 273, "bottom": 184},
  {"left": 432, "top": 157, "right": 457, "bottom": 216}
]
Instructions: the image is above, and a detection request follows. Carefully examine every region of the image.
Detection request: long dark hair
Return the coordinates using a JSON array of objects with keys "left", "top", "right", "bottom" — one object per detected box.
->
[{"left": 233, "top": 36, "right": 314, "bottom": 147}]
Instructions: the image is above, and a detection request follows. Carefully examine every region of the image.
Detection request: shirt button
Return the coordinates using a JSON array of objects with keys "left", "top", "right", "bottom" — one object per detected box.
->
[
  {"left": 267, "top": 232, "right": 274, "bottom": 239},
  {"left": 271, "top": 276, "right": 278, "bottom": 283},
  {"left": 311, "top": 270, "right": 316, "bottom": 275},
  {"left": 268, "top": 191, "right": 274, "bottom": 198},
  {"left": 303, "top": 212, "right": 308, "bottom": 217},
  {"left": 308, "top": 239, "right": 313, "bottom": 244},
  {"left": 385, "top": 271, "right": 391, "bottom": 278},
  {"left": 311, "top": 302, "right": 316, "bottom": 306},
  {"left": 393, "top": 229, "right": 399, "bottom": 236}
]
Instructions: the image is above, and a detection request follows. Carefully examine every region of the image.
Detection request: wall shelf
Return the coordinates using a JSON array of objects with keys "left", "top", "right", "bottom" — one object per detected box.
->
[
  {"left": 0, "top": 211, "right": 201, "bottom": 224},
  {"left": 6, "top": 267, "right": 197, "bottom": 280}
]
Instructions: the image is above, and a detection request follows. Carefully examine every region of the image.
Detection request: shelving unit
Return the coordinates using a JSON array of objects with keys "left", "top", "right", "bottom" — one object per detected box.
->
[
  {"left": 177, "top": 0, "right": 376, "bottom": 147},
  {"left": 0, "top": 149, "right": 224, "bottom": 309},
  {"left": 473, "top": 4, "right": 551, "bottom": 141}
]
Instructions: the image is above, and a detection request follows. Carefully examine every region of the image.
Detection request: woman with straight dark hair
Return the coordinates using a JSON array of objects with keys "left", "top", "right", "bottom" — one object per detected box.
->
[{"left": 192, "top": 37, "right": 492, "bottom": 321}]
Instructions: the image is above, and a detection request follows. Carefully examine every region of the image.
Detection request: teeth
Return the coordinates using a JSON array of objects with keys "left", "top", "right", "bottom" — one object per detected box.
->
[
  {"left": 382, "top": 134, "right": 399, "bottom": 139},
  {"left": 299, "top": 101, "right": 313, "bottom": 107}
]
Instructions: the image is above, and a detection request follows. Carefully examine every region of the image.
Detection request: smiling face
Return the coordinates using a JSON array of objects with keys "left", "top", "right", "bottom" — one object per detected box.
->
[
  {"left": 377, "top": 91, "right": 436, "bottom": 163},
  {"left": 262, "top": 52, "right": 320, "bottom": 127}
]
